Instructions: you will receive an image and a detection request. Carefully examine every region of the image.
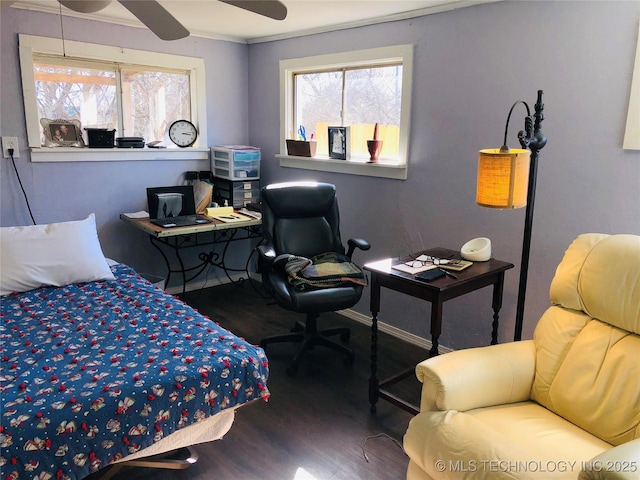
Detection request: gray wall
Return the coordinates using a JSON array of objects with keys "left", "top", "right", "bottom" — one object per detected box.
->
[
  {"left": 2, "top": 1, "right": 639, "bottom": 349},
  {"left": 0, "top": 8, "right": 254, "bottom": 285},
  {"left": 247, "top": 0, "right": 640, "bottom": 347}
]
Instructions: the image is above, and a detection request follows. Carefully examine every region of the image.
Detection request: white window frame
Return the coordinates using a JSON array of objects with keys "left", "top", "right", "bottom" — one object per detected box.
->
[
  {"left": 19, "top": 34, "right": 208, "bottom": 162},
  {"left": 277, "top": 45, "right": 413, "bottom": 180},
  {"left": 623, "top": 23, "right": 640, "bottom": 150}
]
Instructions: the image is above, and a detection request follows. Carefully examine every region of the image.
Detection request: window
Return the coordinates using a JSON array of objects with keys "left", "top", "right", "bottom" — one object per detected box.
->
[
  {"left": 279, "top": 45, "right": 413, "bottom": 180},
  {"left": 295, "top": 65, "right": 402, "bottom": 159},
  {"left": 33, "top": 57, "right": 190, "bottom": 144},
  {"left": 19, "top": 35, "right": 207, "bottom": 162}
]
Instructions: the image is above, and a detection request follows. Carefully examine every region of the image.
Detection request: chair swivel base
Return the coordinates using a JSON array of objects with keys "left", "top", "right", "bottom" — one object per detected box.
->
[{"left": 260, "top": 316, "right": 355, "bottom": 376}]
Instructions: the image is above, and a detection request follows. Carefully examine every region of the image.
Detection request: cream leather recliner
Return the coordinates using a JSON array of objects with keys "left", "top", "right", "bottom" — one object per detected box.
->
[{"left": 403, "top": 234, "right": 640, "bottom": 480}]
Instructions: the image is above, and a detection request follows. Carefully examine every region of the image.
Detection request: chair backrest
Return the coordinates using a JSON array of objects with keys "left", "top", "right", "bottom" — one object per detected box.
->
[
  {"left": 260, "top": 182, "right": 345, "bottom": 258},
  {"left": 531, "top": 233, "right": 640, "bottom": 446}
]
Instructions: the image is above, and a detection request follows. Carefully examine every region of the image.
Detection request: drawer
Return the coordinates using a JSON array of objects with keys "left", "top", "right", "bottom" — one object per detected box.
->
[
  {"left": 211, "top": 147, "right": 260, "bottom": 181},
  {"left": 213, "top": 178, "right": 260, "bottom": 209}
]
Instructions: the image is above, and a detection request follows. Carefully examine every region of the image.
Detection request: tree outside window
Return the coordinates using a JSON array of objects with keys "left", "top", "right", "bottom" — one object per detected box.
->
[
  {"left": 295, "top": 65, "right": 402, "bottom": 159},
  {"left": 34, "top": 58, "right": 190, "bottom": 145}
]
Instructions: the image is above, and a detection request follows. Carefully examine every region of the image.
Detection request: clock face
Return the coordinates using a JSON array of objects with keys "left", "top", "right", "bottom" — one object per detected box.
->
[{"left": 168, "top": 120, "right": 198, "bottom": 147}]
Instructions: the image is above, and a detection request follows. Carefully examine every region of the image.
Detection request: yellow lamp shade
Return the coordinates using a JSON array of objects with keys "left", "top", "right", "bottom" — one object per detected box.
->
[{"left": 476, "top": 148, "right": 531, "bottom": 208}]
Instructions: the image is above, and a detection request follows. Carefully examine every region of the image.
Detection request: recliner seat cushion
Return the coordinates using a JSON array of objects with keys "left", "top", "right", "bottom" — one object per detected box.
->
[{"left": 404, "top": 402, "right": 610, "bottom": 480}]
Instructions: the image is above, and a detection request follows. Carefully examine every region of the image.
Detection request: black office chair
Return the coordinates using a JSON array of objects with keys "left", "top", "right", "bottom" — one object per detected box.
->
[{"left": 257, "top": 182, "right": 371, "bottom": 375}]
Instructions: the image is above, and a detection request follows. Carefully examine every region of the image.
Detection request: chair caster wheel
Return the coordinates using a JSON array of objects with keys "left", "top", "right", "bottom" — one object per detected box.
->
[{"left": 340, "top": 331, "right": 350, "bottom": 343}]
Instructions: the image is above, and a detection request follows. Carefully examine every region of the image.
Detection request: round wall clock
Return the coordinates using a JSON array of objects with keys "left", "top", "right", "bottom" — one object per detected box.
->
[{"left": 168, "top": 119, "right": 198, "bottom": 147}]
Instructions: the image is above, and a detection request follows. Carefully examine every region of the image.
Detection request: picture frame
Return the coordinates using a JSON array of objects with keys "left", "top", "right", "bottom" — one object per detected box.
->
[
  {"left": 40, "top": 118, "right": 84, "bottom": 147},
  {"left": 328, "top": 126, "right": 350, "bottom": 160}
]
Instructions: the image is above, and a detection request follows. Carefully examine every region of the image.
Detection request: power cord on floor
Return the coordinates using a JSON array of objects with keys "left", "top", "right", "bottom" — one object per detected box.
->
[
  {"left": 361, "top": 433, "right": 405, "bottom": 463},
  {"left": 9, "top": 150, "right": 36, "bottom": 225}
]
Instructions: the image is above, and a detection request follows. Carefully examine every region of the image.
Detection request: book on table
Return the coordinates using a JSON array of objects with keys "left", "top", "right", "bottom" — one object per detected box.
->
[{"left": 437, "top": 259, "right": 473, "bottom": 271}]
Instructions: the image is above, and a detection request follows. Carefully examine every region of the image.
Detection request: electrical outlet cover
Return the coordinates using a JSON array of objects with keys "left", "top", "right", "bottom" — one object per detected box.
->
[{"left": 2, "top": 136, "right": 19, "bottom": 158}]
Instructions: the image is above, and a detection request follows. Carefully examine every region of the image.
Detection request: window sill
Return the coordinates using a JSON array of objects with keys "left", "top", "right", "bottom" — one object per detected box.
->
[
  {"left": 30, "top": 147, "right": 210, "bottom": 163},
  {"left": 277, "top": 154, "right": 407, "bottom": 180}
]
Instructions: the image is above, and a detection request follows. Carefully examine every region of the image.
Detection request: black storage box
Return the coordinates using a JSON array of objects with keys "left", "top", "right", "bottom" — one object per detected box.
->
[
  {"left": 213, "top": 177, "right": 260, "bottom": 209},
  {"left": 116, "top": 137, "right": 145, "bottom": 148},
  {"left": 85, "top": 128, "right": 116, "bottom": 148}
]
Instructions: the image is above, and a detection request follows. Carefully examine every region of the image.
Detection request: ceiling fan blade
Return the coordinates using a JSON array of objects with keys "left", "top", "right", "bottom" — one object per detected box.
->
[
  {"left": 220, "top": 0, "right": 287, "bottom": 21},
  {"left": 119, "top": 0, "right": 189, "bottom": 41},
  {"left": 59, "top": 0, "right": 113, "bottom": 14},
  {"left": 0, "top": 1, "right": 17, "bottom": 11}
]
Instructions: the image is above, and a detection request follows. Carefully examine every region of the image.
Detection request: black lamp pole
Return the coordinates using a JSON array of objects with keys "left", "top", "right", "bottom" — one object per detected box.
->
[{"left": 513, "top": 90, "right": 547, "bottom": 341}]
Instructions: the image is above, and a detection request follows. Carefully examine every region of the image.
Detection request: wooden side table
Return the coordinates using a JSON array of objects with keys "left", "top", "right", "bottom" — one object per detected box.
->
[{"left": 364, "top": 247, "right": 514, "bottom": 414}]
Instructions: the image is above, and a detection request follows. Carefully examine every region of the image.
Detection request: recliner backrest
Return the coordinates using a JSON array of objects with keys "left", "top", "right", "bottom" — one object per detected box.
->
[
  {"left": 261, "top": 182, "right": 345, "bottom": 258},
  {"left": 531, "top": 233, "right": 640, "bottom": 446}
]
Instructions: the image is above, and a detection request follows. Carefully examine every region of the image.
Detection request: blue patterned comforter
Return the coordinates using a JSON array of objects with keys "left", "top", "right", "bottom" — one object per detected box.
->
[{"left": 0, "top": 264, "right": 270, "bottom": 480}]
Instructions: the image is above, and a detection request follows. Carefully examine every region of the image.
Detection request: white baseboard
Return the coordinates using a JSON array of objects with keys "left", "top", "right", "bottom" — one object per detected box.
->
[
  {"left": 165, "top": 272, "right": 257, "bottom": 295},
  {"left": 171, "top": 275, "right": 452, "bottom": 354},
  {"left": 338, "top": 308, "right": 454, "bottom": 354}
]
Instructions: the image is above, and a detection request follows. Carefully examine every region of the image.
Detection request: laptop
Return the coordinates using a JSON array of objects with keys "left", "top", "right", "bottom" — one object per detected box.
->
[{"left": 147, "top": 185, "right": 211, "bottom": 228}]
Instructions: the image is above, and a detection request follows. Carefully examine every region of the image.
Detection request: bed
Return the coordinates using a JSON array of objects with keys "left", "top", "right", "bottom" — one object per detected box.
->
[{"left": 0, "top": 214, "right": 270, "bottom": 480}]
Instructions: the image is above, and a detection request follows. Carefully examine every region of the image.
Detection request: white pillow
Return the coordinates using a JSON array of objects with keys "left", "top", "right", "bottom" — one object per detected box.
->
[{"left": 0, "top": 213, "right": 115, "bottom": 296}]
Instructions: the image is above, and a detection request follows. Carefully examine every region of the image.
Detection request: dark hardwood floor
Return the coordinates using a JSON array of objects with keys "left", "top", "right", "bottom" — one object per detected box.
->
[{"left": 102, "top": 280, "right": 428, "bottom": 480}]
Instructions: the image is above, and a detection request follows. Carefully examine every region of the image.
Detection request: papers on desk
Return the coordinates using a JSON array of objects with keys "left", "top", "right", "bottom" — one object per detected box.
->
[
  {"left": 211, "top": 212, "right": 254, "bottom": 223},
  {"left": 194, "top": 180, "right": 213, "bottom": 213},
  {"left": 238, "top": 208, "right": 261, "bottom": 220},
  {"left": 122, "top": 211, "right": 149, "bottom": 219}
]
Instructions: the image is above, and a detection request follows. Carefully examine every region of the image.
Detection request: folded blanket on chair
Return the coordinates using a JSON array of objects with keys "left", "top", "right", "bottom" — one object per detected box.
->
[{"left": 283, "top": 252, "right": 367, "bottom": 290}]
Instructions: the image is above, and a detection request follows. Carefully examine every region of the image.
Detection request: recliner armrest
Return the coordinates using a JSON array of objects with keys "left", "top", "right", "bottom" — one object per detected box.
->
[
  {"left": 346, "top": 238, "right": 371, "bottom": 258},
  {"left": 578, "top": 439, "right": 640, "bottom": 480},
  {"left": 416, "top": 340, "right": 536, "bottom": 412}
]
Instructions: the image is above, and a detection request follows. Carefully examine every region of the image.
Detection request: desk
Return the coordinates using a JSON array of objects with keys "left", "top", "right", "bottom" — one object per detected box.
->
[
  {"left": 364, "top": 247, "right": 514, "bottom": 414},
  {"left": 120, "top": 214, "right": 261, "bottom": 296}
]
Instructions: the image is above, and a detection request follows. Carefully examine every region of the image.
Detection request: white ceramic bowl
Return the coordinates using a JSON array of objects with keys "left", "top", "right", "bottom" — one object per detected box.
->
[{"left": 461, "top": 237, "right": 492, "bottom": 262}]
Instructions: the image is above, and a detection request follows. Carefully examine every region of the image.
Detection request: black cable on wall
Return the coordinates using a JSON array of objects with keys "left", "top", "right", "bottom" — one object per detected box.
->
[{"left": 9, "top": 149, "right": 36, "bottom": 225}]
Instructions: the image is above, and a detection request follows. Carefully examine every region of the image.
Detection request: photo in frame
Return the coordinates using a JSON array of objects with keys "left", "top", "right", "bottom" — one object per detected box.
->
[
  {"left": 328, "top": 126, "right": 350, "bottom": 160},
  {"left": 40, "top": 118, "right": 85, "bottom": 147}
]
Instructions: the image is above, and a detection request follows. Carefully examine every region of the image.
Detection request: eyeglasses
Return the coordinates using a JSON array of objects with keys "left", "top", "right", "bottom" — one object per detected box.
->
[{"left": 405, "top": 255, "right": 460, "bottom": 268}]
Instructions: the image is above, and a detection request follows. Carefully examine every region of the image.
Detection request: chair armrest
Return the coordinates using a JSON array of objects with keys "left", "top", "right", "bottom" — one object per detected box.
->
[
  {"left": 256, "top": 246, "right": 291, "bottom": 273},
  {"left": 346, "top": 238, "right": 371, "bottom": 258},
  {"left": 256, "top": 244, "right": 275, "bottom": 262},
  {"left": 579, "top": 439, "right": 640, "bottom": 480},
  {"left": 416, "top": 340, "right": 536, "bottom": 412}
]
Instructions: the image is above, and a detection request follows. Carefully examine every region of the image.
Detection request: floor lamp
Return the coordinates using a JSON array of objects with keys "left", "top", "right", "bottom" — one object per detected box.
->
[{"left": 476, "top": 90, "right": 547, "bottom": 341}]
